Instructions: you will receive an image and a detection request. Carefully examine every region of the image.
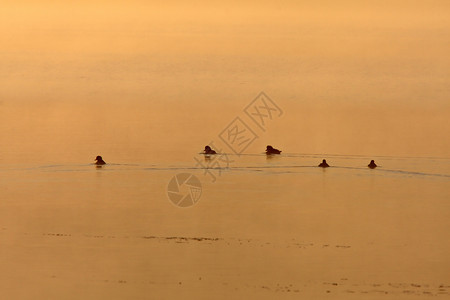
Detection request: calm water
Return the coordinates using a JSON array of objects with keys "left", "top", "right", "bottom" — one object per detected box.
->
[
  {"left": 0, "top": 154, "right": 449, "bottom": 299},
  {"left": 1, "top": 1, "right": 449, "bottom": 299}
]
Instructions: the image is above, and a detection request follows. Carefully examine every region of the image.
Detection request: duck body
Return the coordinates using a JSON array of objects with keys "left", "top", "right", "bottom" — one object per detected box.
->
[
  {"left": 266, "top": 145, "right": 281, "bottom": 155},
  {"left": 95, "top": 155, "right": 106, "bottom": 165},
  {"left": 204, "top": 146, "right": 217, "bottom": 155},
  {"left": 318, "top": 159, "right": 329, "bottom": 168},
  {"left": 368, "top": 160, "right": 377, "bottom": 169}
]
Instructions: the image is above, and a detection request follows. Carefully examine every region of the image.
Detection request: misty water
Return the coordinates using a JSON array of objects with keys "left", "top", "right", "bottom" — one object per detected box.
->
[{"left": 0, "top": 1, "right": 449, "bottom": 299}]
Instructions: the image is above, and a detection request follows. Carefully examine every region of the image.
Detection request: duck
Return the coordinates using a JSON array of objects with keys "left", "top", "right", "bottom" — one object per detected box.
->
[
  {"left": 318, "top": 159, "right": 329, "bottom": 168},
  {"left": 368, "top": 160, "right": 377, "bottom": 169},
  {"left": 204, "top": 145, "right": 217, "bottom": 155},
  {"left": 95, "top": 155, "right": 106, "bottom": 165},
  {"left": 266, "top": 145, "right": 282, "bottom": 155}
]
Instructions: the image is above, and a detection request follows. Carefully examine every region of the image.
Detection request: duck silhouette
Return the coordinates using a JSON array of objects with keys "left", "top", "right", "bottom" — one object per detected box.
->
[
  {"left": 204, "top": 145, "right": 217, "bottom": 155},
  {"left": 95, "top": 155, "right": 106, "bottom": 165},
  {"left": 368, "top": 160, "right": 377, "bottom": 169},
  {"left": 266, "top": 145, "right": 281, "bottom": 155},
  {"left": 318, "top": 159, "right": 329, "bottom": 168}
]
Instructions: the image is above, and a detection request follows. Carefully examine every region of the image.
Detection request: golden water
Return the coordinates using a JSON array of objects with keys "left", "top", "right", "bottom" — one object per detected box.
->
[{"left": 0, "top": 1, "right": 449, "bottom": 299}]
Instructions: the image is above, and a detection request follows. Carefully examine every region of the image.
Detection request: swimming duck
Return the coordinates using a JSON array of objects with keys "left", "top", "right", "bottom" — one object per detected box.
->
[
  {"left": 95, "top": 155, "right": 106, "bottom": 165},
  {"left": 204, "top": 146, "right": 217, "bottom": 155},
  {"left": 318, "top": 159, "right": 329, "bottom": 168},
  {"left": 266, "top": 145, "right": 282, "bottom": 155},
  {"left": 368, "top": 160, "right": 377, "bottom": 169}
]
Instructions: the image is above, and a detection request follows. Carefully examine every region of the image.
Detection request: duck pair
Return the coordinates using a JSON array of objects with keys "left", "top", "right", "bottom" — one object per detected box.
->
[
  {"left": 264, "top": 147, "right": 377, "bottom": 169},
  {"left": 203, "top": 145, "right": 282, "bottom": 155},
  {"left": 318, "top": 159, "right": 378, "bottom": 169}
]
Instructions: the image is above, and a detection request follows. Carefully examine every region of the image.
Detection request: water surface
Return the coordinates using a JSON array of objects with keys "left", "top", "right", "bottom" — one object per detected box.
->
[{"left": 0, "top": 1, "right": 449, "bottom": 299}]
